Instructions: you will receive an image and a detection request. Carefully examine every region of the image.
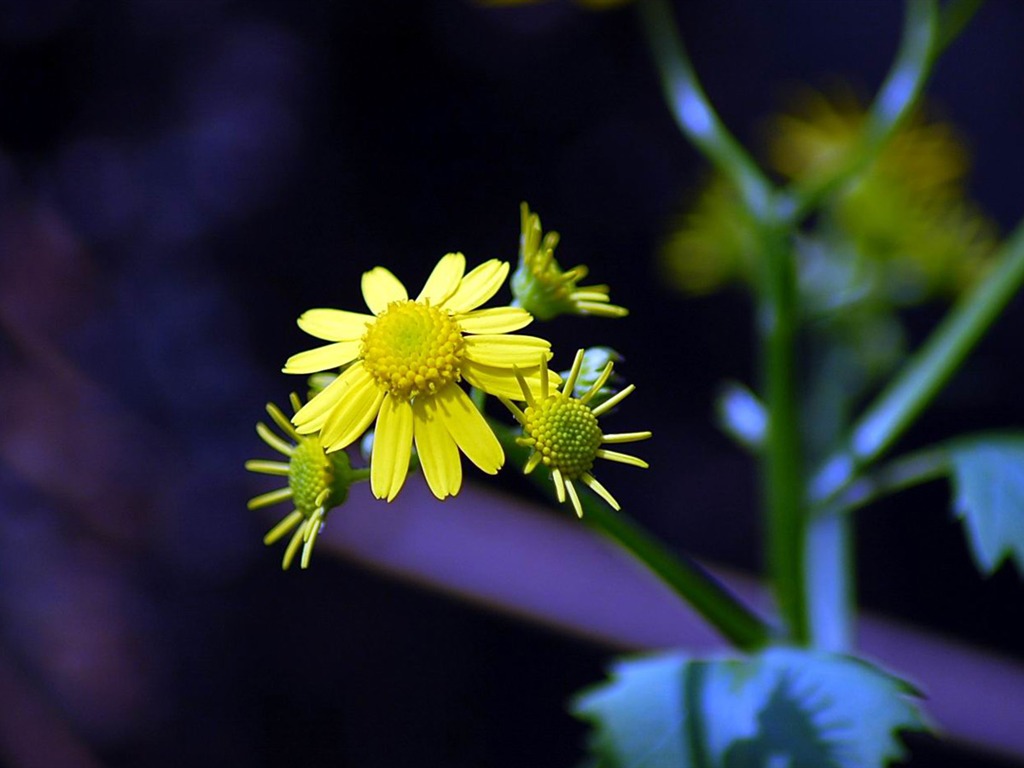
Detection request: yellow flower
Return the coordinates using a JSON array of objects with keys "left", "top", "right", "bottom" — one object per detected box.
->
[
  {"left": 511, "top": 203, "right": 628, "bottom": 320},
  {"left": 245, "top": 395, "right": 367, "bottom": 570},
  {"left": 500, "top": 349, "right": 650, "bottom": 518},
  {"left": 284, "top": 253, "right": 555, "bottom": 502},
  {"left": 768, "top": 87, "right": 995, "bottom": 299},
  {"left": 659, "top": 176, "right": 759, "bottom": 294}
]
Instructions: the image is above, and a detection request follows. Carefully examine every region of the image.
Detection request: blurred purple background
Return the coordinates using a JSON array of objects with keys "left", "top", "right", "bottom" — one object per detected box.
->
[{"left": 1, "top": 1, "right": 1023, "bottom": 766}]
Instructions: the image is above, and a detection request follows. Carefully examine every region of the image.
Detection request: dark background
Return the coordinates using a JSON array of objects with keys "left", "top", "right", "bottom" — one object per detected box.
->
[{"left": 0, "top": 1, "right": 1022, "bottom": 766}]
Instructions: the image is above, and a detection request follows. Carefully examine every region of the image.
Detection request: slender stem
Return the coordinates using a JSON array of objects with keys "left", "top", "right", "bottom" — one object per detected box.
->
[
  {"left": 781, "top": 0, "right": 940, "bottom": 225},
  {"left": 806, "top": 445, "right": 949, "bottom": 651},
  {"left": 491, "top": 422, "right": 773, "bottom": 652},
  {"left": 805, "top": 513, "right": 853, "bottom": 652},
  {"left": 758, "top": 220, "right": 808, "bottom": 644},
  {"left": 936, "top": 0, "right": 986, "bottom": 55},
  {"left": 349, "top": 468, "right": 372, "bottom": 483},
  {"left": 637, "top": 0, "right": 774, "bottom": 221},
  {"left": 824, "top": 446, "right": 950, "bottom": 516},
  {"left": 810, "top": 217, "right": 1024, "bottom": 505}
]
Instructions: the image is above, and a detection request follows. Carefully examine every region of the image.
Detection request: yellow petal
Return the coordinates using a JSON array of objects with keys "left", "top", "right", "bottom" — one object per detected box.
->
[
  {"left": 244, "top": 459, "right": 290, "bottom": 477},
  {"left": 596, "top": 448, "right": 649, "bottom": 469},
  {"left": 247, "top": 486, "right": 292, "bottom": 510},
  {"left": 413, "top": 397, "right": 462, "bottom": 499},
  {"left": 582, "top": 472, "right": 621, "bottom": 510},
  {"left": 263, "top": 510, "right": 304, "bottom": 544},
  {"left": 283, "top": 340, "right": 361, "bottom": 374},
  {"left": 601, "top": 431, "right": 653, "bottom": 444},
  {"left": 565, "top": 479, "right": 584, "bottom": 518},
  {"left": 416, "top": 252, "right": 465, "bottom": 305},
  {"left": 443, "top": 259, "right": 508, "bottom": 313},
  {"left": 296, "top": 308, "right": 375, "bottom": 341},
  {"left": 436, "top": 384, "right": 503, "bottom": 474},
  {"left": 292, "top": 363, "right": 367, "bottom": 431},
  {"left": 294, "top": 363, "right": 383, "bottom": 451},
  {"left": 458, "top": 306, "right": 533, "bottom": 334},
  {"left": 464, "top": 334, "right": 550, "bottom": 368},
  {"left": 462, "top": 358, "right": 559, "bottom": 400},
  {"left": 371, "top": 395, "right": 414, "bottom": 501},
  {"left": 362, "top": 266, "right": 408, "bottom": 315},
  {"left": 320, "top": 383, "right": 385, "bottom": 451}
]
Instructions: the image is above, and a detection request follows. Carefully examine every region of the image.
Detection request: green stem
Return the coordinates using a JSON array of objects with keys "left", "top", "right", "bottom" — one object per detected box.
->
[
  {"left": 805, "top": 446, "right": 949, "bottom": 652},
  {"left": 758, "top": 220, "right": 808, "bottom": 645},
  {"left": 825, "top": 446, "right": 950, "bottom": 516},
  {"left": 637, "top": 0, "right": 774, "bottom": 221},
  {"left": 492, "top": 422, "right": 773, "bottom": 652},
  {"left": 782, "top": 0, "right": 940, "bottom": 225},
  {"left": 810, "top": 218, "right": 1024, "bottom": 505},
  {"left": 805, "top": 512, "right": 853, "bottom": 652},
  {"left": 936, "top": 0, "right": 986, "bottom": 55}
]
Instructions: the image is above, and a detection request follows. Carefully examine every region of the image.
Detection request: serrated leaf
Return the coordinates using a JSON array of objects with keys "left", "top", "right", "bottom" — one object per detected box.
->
[
  {"left": 572, "top": 654, "right": 691, "bottom": 768},
  {"left": 572, "top": 648, "right": 926, "bottom": 768},
  {"left": 948, "top": 434, "right": 1024, "bottom": 574}
]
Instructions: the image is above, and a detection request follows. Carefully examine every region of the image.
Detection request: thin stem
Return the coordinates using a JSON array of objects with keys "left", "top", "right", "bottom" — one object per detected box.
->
[
  {"left": 936, "top": 0, "right": 986, "bottom": 55},
  {"left": 637, "top": 0, "right": 774, "bottom": 222},
  {"left": 810, "top": 217, "right": 1024, "bottom": 505},
  {"left": 805, "top": 513, "right": 853, "bottom": 652},
  {"left": 806, "top": 446, "right": 949, "bottom": 651},
  {"left": 781, "top": 0, "right": 940, "bottom": 225},
  {"left": 349, "top": 468, "right": 372, "bottom": 483},
  {"left": 491, "top": 422, "right": 773, "bottom": 652},
  {"left": 824, "top": 446, "right": 950, "bottom": 516}
]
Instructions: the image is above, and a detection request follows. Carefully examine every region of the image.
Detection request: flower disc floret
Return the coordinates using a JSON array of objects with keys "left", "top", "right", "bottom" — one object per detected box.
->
[
  {"left": 500, "top": 349, "right": 650, "bottom": 518},
  {"left": 522, "top": 396, "right": 603, "bottom": 478},
  {"left": 360, "top": 300, "right": 466, "bottom": 399},
  {"left": 246, "top": 395, "right": 368, "bottom": 570},
  {"left": 288, "top": 438, "right": 349, "bottom": 515}
]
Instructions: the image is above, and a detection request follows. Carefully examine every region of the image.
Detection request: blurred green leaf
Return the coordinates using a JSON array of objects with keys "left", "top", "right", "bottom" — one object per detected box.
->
[
  {"left": 716, "top": 382, "right": 766, "bottom": 452},
  {"left": 573, "top": 648, "right": 926, "bottom": 768},
  {"left": 949, "top": 434, "right": 1024, "bottom": 574}
]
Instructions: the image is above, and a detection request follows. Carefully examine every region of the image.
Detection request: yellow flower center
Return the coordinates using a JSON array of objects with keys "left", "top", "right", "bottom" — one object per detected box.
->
[
  {"left": 289, "top": 438, "right": 336, "bottom": 516},
  {"left": 361, "top": 300, "right": 466, "bottom": 399},
  {"left": 522, "top": 395, "right": 603, "bottom": 479}
]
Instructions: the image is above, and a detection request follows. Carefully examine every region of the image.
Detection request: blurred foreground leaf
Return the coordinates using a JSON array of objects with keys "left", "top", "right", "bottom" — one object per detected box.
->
[
  {"left": 949, "top": 434, "right": 1024, "bottom": 574},
  {"left": 573, "top": 648, "right": 926, "bottom": 768}
]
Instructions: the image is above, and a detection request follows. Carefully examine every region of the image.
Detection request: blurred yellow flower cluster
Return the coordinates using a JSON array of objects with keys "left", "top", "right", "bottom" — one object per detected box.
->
[{"left": 661, "top": 88, "right": 997, "bottom": 305}]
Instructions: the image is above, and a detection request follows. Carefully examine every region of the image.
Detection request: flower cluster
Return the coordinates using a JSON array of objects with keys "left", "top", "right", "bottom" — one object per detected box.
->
[
  {"left": 247, "top": 204, "right": 649, "bottom": 568},
  {"left": 662, "top": 87, "right": 997, "bottom": 303}
]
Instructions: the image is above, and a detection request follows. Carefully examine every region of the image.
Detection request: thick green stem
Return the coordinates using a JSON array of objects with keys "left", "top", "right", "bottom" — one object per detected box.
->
[
  {"left": 492, "top": 422, "right": 773, "bottom": 652},
  {"left": 758, "top": 221, "right": 808, "bottom": 645}
]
